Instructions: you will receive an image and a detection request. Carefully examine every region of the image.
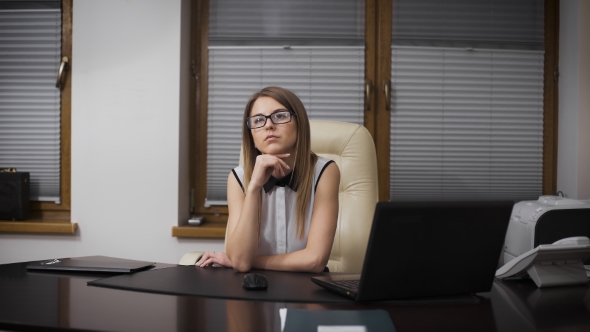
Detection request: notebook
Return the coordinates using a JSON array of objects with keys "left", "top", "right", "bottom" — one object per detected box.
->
[
  {"left": 312, "top": 201, "right": 513, "bottom": 301},
  {"left": 27, "top": 255, "right": 155, "bottom": 273}
]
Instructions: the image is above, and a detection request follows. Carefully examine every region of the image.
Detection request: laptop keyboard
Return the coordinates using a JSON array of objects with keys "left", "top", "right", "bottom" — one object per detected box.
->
[{"left": 334, "top": 279, "right": 360, "bottom": 291}]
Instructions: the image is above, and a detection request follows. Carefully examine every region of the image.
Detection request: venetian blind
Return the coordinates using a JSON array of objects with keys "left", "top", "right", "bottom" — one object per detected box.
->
[
  {"left": 389, "top": 0, "right": 544, "bottom": 201},
  {"left": 206, "top": 0, "right": 365, "bottom": 204},
  {"left": 0, "top": 5, "right": 62, "bottom": 202}
]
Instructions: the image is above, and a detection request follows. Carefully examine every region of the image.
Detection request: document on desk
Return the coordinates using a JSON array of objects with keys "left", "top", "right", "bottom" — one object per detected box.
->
[{"left": 279, "top": 308, "right": 395, "bottom": 332}]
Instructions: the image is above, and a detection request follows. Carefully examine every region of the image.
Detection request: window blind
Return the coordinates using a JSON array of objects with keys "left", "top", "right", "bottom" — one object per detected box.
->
[
  {"left": 389, "top": 47, "right": 544, "bottom": 201},
  {"left": 0, "top": 7, "right": 62, "bottom": 203},
  {"left": 392, "top": 0, "right": 544, "bottom": 49},
  {"left": 389, "top": 0, "right": 545, "bottom": 201},
  {"left": 206, "top": 46, "right": 364, "bottom": 203},
  {"left": 210, "top": 0, "right": 364, "bottom": 45},
  {"left": 205, "top": 0, "right": 365, "bottom": 205}
]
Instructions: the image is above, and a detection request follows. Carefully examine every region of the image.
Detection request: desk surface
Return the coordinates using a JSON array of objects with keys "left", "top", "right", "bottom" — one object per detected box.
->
[{"left": 1, "top": 260, "right": 590, "bottom": 332}]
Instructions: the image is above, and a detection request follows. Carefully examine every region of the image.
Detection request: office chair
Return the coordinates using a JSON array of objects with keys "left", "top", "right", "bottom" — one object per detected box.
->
[
  {"left": 309, "top": 120, "right": 378, "bottom": 272},
  {"left": 180, "top": 120, "right": 378, "bottom": 273}
]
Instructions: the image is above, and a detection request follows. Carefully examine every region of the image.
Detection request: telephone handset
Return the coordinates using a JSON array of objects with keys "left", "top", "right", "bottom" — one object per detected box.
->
[{"left": 495, "top": 237, "right": 590, "bottom": 288}]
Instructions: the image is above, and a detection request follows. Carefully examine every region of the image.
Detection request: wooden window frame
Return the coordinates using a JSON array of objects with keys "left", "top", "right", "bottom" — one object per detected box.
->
[
  {"left": 542, "top": 0, "right": 560, "bottom": 196},
  {"left": 176, "top": 0, "right": 378, "bottom": 238},
  {"left": 173, "top": 0, "right": 228, "bottom": 238},
  {"left": 373, "top": 0, "right": 560, "bottom": 201},
  {"left": 0, "top": 0, "right": 76, "bottom": 234}
]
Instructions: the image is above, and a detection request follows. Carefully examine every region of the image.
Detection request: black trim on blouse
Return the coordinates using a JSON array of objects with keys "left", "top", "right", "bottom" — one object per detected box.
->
[
  {"left": 314, "top": 160, "right": 335, "bottom": 193},
  {"left": 232, "top": 169, "right": 244, "bottom": 193}
]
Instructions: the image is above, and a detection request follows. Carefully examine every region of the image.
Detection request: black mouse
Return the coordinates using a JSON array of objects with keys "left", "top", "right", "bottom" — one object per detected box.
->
[{"left": 242, "top": 273, "right": 268, "bottom": 290}]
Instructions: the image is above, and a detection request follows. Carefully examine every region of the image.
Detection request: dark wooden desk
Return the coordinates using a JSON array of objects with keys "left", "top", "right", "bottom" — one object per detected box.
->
[{"left": 1, "top": 260, "right": 590, "bottom": 331}]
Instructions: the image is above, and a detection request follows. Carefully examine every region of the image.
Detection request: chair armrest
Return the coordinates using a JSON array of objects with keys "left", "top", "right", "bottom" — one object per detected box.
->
[{"left": 178, "top": 251, "right": 205, "bottom": 266}]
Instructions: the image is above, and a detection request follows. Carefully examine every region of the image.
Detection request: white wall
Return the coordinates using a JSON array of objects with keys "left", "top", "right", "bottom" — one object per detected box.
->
[
  {"left": 558, "top": 0, "right": 590, "bottom": 199},
  {"left": 0, "top": 0, "right": 224, "bottom": 265}
]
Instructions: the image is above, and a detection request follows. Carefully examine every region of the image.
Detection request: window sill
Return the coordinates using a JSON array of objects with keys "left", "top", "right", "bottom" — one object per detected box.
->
[
  {"left": 0, "top": 220, "right": 78, "bottom": 234},
  {"left": 172, "top": 223, "right": 226, "bottom": 239}
]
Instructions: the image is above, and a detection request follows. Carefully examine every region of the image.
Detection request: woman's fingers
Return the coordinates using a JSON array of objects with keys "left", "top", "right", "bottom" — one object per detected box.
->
[
  {"left": 274, "top": 154, "right": 291, "bottom": 172},
  {"left": 195, "top": 251, "right": 215, "bottom": 267},
  {"left": 197, "top": 252, "right": 232, "bottom": 268},
  {"left": 197, "top": 253, "right": 214, "bottom": 267},
  {"left": 274, "top": 163, "right": 285, "bottom": 177},
  {"left": 199, "top": 258, "right": 210, "bottom": 267},
  {"left": 196, "top": 254, "right": 206, "bottom": 266},
  {"left": 277, "top": 158, "right": 290, "bottom": 171},
  {"left": 251, "top": 154, "right": 292, "bottom": 187},
  {"left": 264, "top": 155, "right": 290, "bottom": 176}
]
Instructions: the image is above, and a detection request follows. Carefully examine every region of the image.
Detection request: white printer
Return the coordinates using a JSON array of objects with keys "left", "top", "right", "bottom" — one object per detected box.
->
[{"left": 503, "top": 195, "right": 590, "bottom": 265}]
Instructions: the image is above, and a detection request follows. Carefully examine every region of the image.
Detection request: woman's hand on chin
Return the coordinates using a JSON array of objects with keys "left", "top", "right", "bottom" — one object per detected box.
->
[
  {"left": 249, "top": 153, "right": 291, "bottom": 190},
  {"left": 196, "top": 251, "right": 233, "bottom": 268}
]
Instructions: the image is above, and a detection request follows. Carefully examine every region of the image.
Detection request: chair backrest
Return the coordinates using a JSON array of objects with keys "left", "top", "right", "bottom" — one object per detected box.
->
[
  {"left": 310, "top": 120, "right": 378, "bottom": 273},
  {"left": 234, "top": 120, "right": 378, "bottom": 273}
]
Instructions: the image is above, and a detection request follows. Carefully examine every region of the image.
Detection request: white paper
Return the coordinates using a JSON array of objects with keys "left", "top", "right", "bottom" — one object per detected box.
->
[
  {"left": 318, "top": 326, "right": 367, "bottom": 332},
  {"left": 279, "top": 308, "right": 288, "bottom": 332}
]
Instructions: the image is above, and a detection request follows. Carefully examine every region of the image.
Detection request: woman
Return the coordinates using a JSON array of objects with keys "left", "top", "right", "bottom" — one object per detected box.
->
[{"left": 196, "top": 87, "right": 340, "bottom": 273}]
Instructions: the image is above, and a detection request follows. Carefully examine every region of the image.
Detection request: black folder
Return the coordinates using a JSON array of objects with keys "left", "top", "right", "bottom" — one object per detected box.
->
[{"left": 27, "top": 256, "right": 155, "bottom": 273}]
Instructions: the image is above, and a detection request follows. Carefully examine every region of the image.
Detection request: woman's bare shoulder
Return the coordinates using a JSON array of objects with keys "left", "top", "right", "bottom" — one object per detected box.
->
[{"left": 315, "top": 161, "right": 340, "bottom": 194}]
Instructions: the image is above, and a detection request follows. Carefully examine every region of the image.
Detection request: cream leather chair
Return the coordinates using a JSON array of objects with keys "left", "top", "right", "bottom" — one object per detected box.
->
[
  {"left": 310, "top": 120, "right": 378, "bottom": 272},
  {"left": 180, "top": 120, "right": 378, "bottom": 273}
]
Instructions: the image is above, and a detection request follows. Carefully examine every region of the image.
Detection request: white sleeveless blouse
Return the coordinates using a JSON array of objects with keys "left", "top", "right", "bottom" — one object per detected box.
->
[{"left": 232, "top": 157, "right": 334, "bottom": 256}]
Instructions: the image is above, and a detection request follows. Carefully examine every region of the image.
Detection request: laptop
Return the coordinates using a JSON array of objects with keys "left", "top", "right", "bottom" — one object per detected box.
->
[
  {"left": 312, "top": 201, "right": 513, "bottom": 301},
  {"left": 27, "top": 255, "right": 155, "bottom": 273}
]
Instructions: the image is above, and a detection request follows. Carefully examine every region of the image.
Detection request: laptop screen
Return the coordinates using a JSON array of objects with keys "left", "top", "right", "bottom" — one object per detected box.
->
[{"left": 356, "top": 201, "right": 513, "bottom": 300}]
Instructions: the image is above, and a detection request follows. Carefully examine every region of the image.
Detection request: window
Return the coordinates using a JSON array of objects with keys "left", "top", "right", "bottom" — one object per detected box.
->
[
  {"left": 187, "top": 0, "right": 370, "bottom": 229},
  {"left": 388, "top": 0, "right": 547, "bottom": 201},
  {"left": 0, "top": 0, "right": 72, "bottom": 224},
  {"left": 183, "top": 0, "right": 558, "bottom": 235}
]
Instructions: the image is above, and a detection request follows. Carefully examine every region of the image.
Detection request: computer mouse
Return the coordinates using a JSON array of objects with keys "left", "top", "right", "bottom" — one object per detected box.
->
[{"left": 242, "top": 273, "right": 268, "bottom": 290}]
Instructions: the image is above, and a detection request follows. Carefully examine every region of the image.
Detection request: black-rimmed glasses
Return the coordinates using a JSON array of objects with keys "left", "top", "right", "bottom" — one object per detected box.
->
[{"left": 246, "top": 110, "right": 296, "bottom": 129}]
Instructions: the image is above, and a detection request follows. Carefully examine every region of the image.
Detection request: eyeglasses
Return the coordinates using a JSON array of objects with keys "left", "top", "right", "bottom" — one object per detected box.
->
[{"left": 246, "top": 110, "right": 296, "bottom": 129}]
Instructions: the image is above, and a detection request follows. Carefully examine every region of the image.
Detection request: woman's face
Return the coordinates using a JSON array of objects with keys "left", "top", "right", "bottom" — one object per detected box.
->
[{"left": 249, "top": 96, "right": 298, "bottom": 155}]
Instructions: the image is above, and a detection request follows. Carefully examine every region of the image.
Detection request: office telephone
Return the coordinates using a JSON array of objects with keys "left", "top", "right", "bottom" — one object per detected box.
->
[{"left": 496, "top": 236, "right": 590, "bottom": 287}]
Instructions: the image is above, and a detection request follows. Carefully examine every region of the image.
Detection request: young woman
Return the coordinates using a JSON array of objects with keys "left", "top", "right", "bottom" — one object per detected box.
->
[{"left": 196, "top": 87, "right": 340, "bottom": 273}]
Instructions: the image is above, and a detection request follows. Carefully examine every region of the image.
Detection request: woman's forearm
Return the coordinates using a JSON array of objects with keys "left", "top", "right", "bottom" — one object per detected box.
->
[
  {"left": 226, "top": 187, "right": 262, "bottom": 272},
  {"left": 252, "top": 249, "right": 327, "bottom": 273}
]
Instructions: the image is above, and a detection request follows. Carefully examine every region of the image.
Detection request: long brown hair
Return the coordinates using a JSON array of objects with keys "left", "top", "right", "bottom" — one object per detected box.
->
[{"left": 242, "top": 86, "right": 317, "bottom": 239}]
